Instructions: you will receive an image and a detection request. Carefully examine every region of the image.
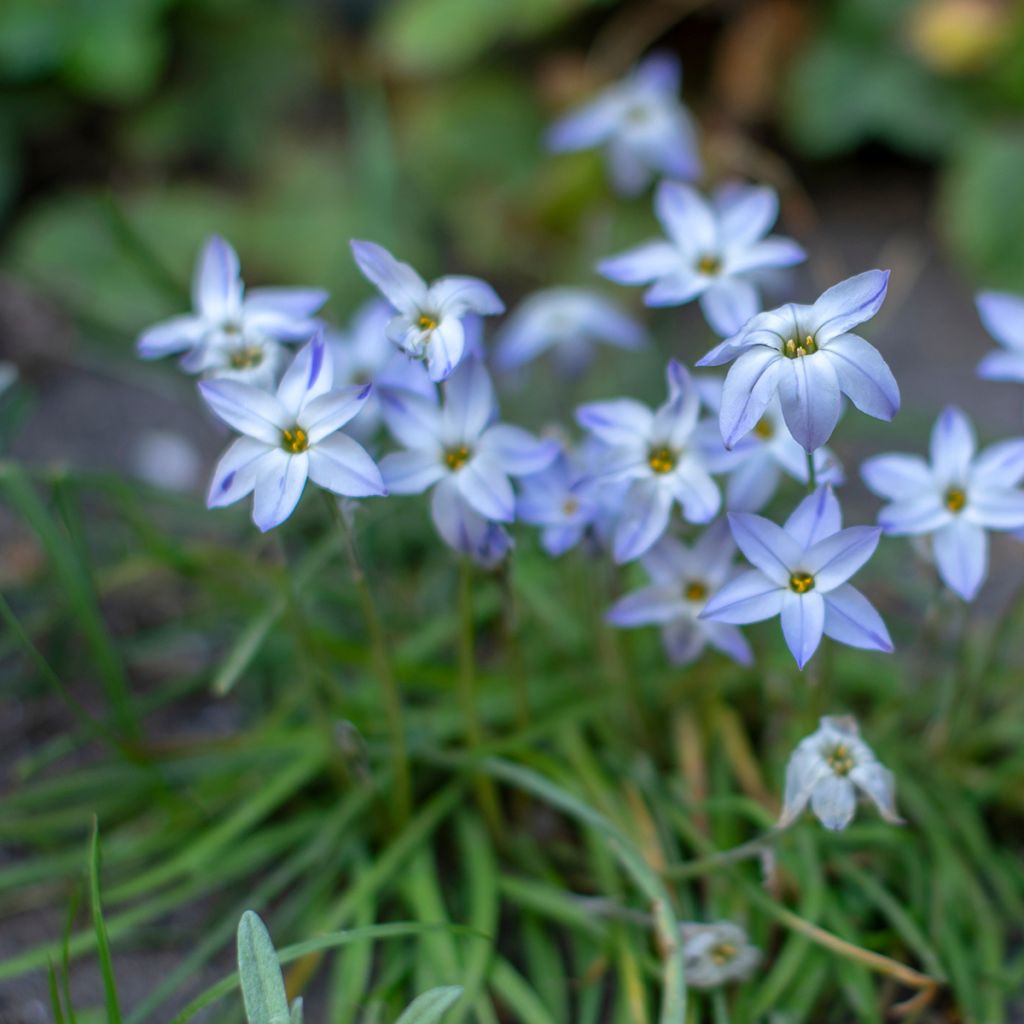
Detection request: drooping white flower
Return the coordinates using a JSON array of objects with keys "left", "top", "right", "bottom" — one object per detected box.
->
[
  {"left": 200, "top": 334, "right": 386, "bottom": 531},
  {"left": 780, "top": 716, "right": 901, "bottom": 831},
  {"left": 606, "top": 519, "right": 753, "bottom": 666},
  {"left": 861, "top": 405, "right": 1024, "bottom": 601},
  {"left": 598, "top": 182, "right": 805, "bottom": 336},
  {"left": 137, "top": 235, "right": 327, "bottom": 387},
  {"left": 494, "top": 288, "right": 645, "bottom": 373},
  {"left": 350, "top": 240, "right": 504, "bottom": 383},
  {"left": 576, "top": 360, "right": 720, "bottom": 563},
  {"left": 546, "top": 52, "right": 700, "bottom": 196},
  {"left": 679, "top": 922, "right": 761, "bottom": 989}
]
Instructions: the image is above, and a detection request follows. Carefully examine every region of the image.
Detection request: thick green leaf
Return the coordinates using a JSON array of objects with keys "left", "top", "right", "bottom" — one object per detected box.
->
[{"left": 394, "top": 986, "right": 464, "bottom": 1024}]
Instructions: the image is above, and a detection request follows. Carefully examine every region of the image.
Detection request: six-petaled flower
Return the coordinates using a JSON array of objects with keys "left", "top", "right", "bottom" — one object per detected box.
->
[
  {"left": 700, "top": 486, "right": 892, "bottom": 669},
  {"left": 862, "top": 405, "right": 1024, "bottom": 601},
  {"left": 350, "top": 240, "right": 504, "bottom": 383},
  {"left": 780, "top": 716, "right": 902, "bottom": 831},
  {"left": 598, "top": 182, "right": 805, "bottom": 336},
  {"left": 546, "top": 52, "right": 700, "bottom": 196}
]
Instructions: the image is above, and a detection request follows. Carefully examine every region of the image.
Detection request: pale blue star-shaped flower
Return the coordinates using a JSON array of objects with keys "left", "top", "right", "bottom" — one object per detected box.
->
[
  {"left": 137, "top": 235, "right": 327, "bottom": 386},
  {"left": 697, "top": 270, "right": 899, "bottom": 451},
  {"left": 516, "top": 449, "right": 602, "bottom": 557},
  {"left": 976, "top": 290, "right": 1024, "bottom": 383},
  {"left": 598, "top": 182, "right": 805, "bottom": 336},
  {"left": 326, "top": 299, "right": 433, "bottom": 443},
  {"left": 780, "top": 716, "right": 901, "bottom": 831},
  {"left": 494, "top": 288, "right": 645, "bottom": 373},
  {"left": 576, "top": 360, "right": 720, "bottom": 563},
  {"left": 378, "top": 358, "right": 558, "bottom": 562},
  {"left": 680, "top": 921, "right": 761, "bottom": 989},
  {"left": 350, "top": 240, "right": 504, "bottom": 383},
  {"left": 200, "top": 333, "right": 386, "bottom": 532},
  {"left": 546, "top": 52, "right": 700, "bottom": 196},
  {"left": 700, "top": 486, "right": 891, "bottom": 669},
  {"left": 861, "top": 405, "right": 1024, "bottom": 601},
  {"left": 606, "top": 519, "right": 753, "bottom": 666},
  {"left": 695, "top": 380, "right": 843, "bottom": 512}
]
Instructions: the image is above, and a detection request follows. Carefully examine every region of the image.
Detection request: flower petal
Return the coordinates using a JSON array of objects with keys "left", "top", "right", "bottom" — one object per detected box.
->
[
  {"left": 809, "top": 269, "right": 889, "bottom": 344},
  {"left": 424, "top": 316, "right": 465, "bottom": 382},
  {"left": 277, "top": 335, "right": 333, "bottom": 412},
  {"left": 546, "top": 93, "right": 620, "bottom": 152},
  {"left": 577, "top": 398, "right": 653, "bottom": 445},
  {"left": 307, "top": 434, "right": 386, "bottom": 497},
  {"left": 964, "top": 489, "right": 1024, "bottom": 530},
  {"left": 725, "top": 237, "right": 806, "bottom": 275},
  {"left": 441, "top": 356, "right": 494, "bottom": 441},
  {"left": 613, "top": 478, "right": 674, "bottom": 563},
  {"left": 850, "top": 762, "right": 902, "bottom": 824},
  {"left": 701, "top": 620, "right": 754, "bottom": 665},
  {"left": 597, "top": 241, "right": 681, "bottom": 285},
  {"left": 207, "top": 436, "right": 271, "bottom": 508},
  {"left": 727, "top": 511, "right": 801, "bottom": 585},
  {"left": 977, "top": 350, "right": 1024, "bottom": 382},
  {"left": 719, "top": 348, "right": 783, "bottom": 448},
  {"left": 350, "top": 240, "right": 428, "bottom": 314},
  {"left": 810, "top": 775, "right": 857, "bottom": 831},
  {"left": 301, "top": 384, "right": 372, "bottom": 443},
  {"left": 456, "top": 457, "right": 515, "bottom": 521},
  {"left": 930, "top": 406, "right": 976, "bottom": 485},
  {"left": 699, "top": 569, "right": 785, "bottom": 624},
  {"left": 861, "top": 454, "right": 933, "bottom": 501},
  {"left": 244, "top": 287, "right": 328, "bottom": 320},
  {"left": 137, "top": 315, "right": 206, "bottom": 359},
  {"left": 804, "top": 526, "right": 881, "bottom": 592},
  {"left": 976, "top": 290, "right": 1024, "bottom": 351},
  {"left": 971, "top": 438, "right": 1024, "bottom": 489},
  {"left": 717, "top": 185, "right": 777, "bottom": 249},
  {"left": 878, "top": 493, "right": 950, "bottom": 535},
  {"left": 784, "top": 485, "right": 842, "bottom": 549},
  {"left": 778, "top": 353, "right": 841, "bottom": 452},
  {"left": 933, "top": 517, "right": 988, "bottom": 600},
  {"left": 607, "top": 584, "right": 685, "bottom": 627},
  {"left": 653, "top": 181, "right": 716, "bottom": 253},
  {"left": 477, "top": 424, "right": 559, "bottom": 476},
  {"left": 193, "top": 235, "right": 241, "bottom": 321},
  {"left": 821, "top": 333, "right": 899, "bottom": 421},
  {"left": 252, "top": 450, "right": 308, "bottom": 531},
  {"left": 198, "top": 379, "right": 287, "bottom": 444},
  {"left": 780, "top": 591, "right": 825, "bottom": 668},
  {"left": 380, "top": 449, "right": 445, "bottom": 494},
  {"left": 380, "top": 386, "right": 441, "bottom": 449},
  {"left": 430, "top": 276, "right": 504, "bottom": 316},
  {"left": 822, "top": 583, "right": 893, "bottom": 653},
  {"left": 699, "top": 279, "right": 759, "bottom": 337},
  {"left": 671, "top": 459, "right": 721, "bottom": 524}
]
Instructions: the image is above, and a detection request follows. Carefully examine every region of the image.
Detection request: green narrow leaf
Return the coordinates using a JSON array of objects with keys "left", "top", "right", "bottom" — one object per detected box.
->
[
  {"left": 394, "top": 986, "right": 464, "bottom": 1024},
  {"left": 47, "top": 959, "right": 67, "bottom": 1024},
  {"left": 88, "top": 819, "right": 122, "bottom": 1024},
  {"left": 237, "top": 911, "right": 291, "bottom": 1024},
  {"left": 289, "top": 997, "right": 303, "bottom": 1024}
]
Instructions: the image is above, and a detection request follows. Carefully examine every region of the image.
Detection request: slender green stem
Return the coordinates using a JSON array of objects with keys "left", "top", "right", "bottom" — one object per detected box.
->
[
  {"left": 498, "top": 562, "right": 530, "bottom": 730},
  {"left": 326, "top": 497, "right": 411, "bottom": 827},
  {"left": 457, "top": 560, "right": 502, "bottom": 831},
  {"left": 805, "top": 449, "right": 817, "bottom": 493}
]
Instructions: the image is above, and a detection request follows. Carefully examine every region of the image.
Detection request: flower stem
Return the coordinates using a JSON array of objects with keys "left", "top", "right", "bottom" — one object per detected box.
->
[
  {"left": 457, "top": 559, "right": 502, "bottom": 831},
  {"left": 325, "top": 496, "right": 411, "bottom": 827},
  {"left": 805, "top": 449, "right": 817, "bottom": 493}
]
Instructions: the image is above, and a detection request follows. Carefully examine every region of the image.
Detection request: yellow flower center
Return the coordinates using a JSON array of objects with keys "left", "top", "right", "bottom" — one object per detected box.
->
[
  {"left": 228, "top": 345, "right": 265, "bottom": 370},
  {"left": 445, "top": 445, "right": 471, "bottom": 471},
  {"left": 697, "top": 254, "right": 721, "bottom": 276},
  {"left": 824, "top": 742, "right": 855, "bottom": 777},
  {"left": 562, "top": 497, "right": 579, "bottom": 517},
  {"left": 753, "top": 417, "right": 774, "bottom": 440},
  {"left": 418, "top": 313, "right": 439, "bottom": 332},
  {"left": 783, "top": 335, "right": 818, "bottom": 359},
  {"left": 684, "top": 580, "right": 707, "bottom": 602},
  {"left": 789, "top": 572, "right": 815, "bottom": 594},
  {"left": 710, "top": 942, "right": 737, "bottom": 965},
  {"left": 281, "top": 427, "right": 309, "bottom": 453},
  {"left": 648, "top": 446, "right": 676, "bottom": 474},
  {"left": 945, "top": 486, "right": 967, "bottom": 513}
]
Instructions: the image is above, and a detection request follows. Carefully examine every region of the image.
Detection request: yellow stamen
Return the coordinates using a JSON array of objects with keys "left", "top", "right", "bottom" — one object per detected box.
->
[
  {"left": 697, "top": 255, "right": 721, "bottom": 276},
  {"left": 445, "top": 445, "right": 471, "bottom": 471},
  {"left": 562, "top": 497, "right": 579, "bottom": 517},
  {"left": 789, "top": 572, "right": 814, "bottom": 594},
  {"left": 685, "top": 580, "right": 707, "bottom": 602},
  {"left": 754, "top": 417, "right": 774, "bottom": 440},
  {"left": 825, "top": 742, "right": 855, "bottom": 776},
  {"left": 648, "top": 446, "right": 676, "bottom": 474},
  {"left": 783, "top": 335, "right": 817, "bottom": 358},
  {"left": 710, "top": 942, "right": 737, "bottom": 965},
  {"left": 281, "top": 427, "right": 309, "bottom": 453},
  {"left": 945, "top": 487, "right": 966, "bottom": 512},
  {"left": 228, "top": 345, "right": 264, "bottom": 369},
  {"left": 418, "top": 313, "right": 438, "bottom": 332}
]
